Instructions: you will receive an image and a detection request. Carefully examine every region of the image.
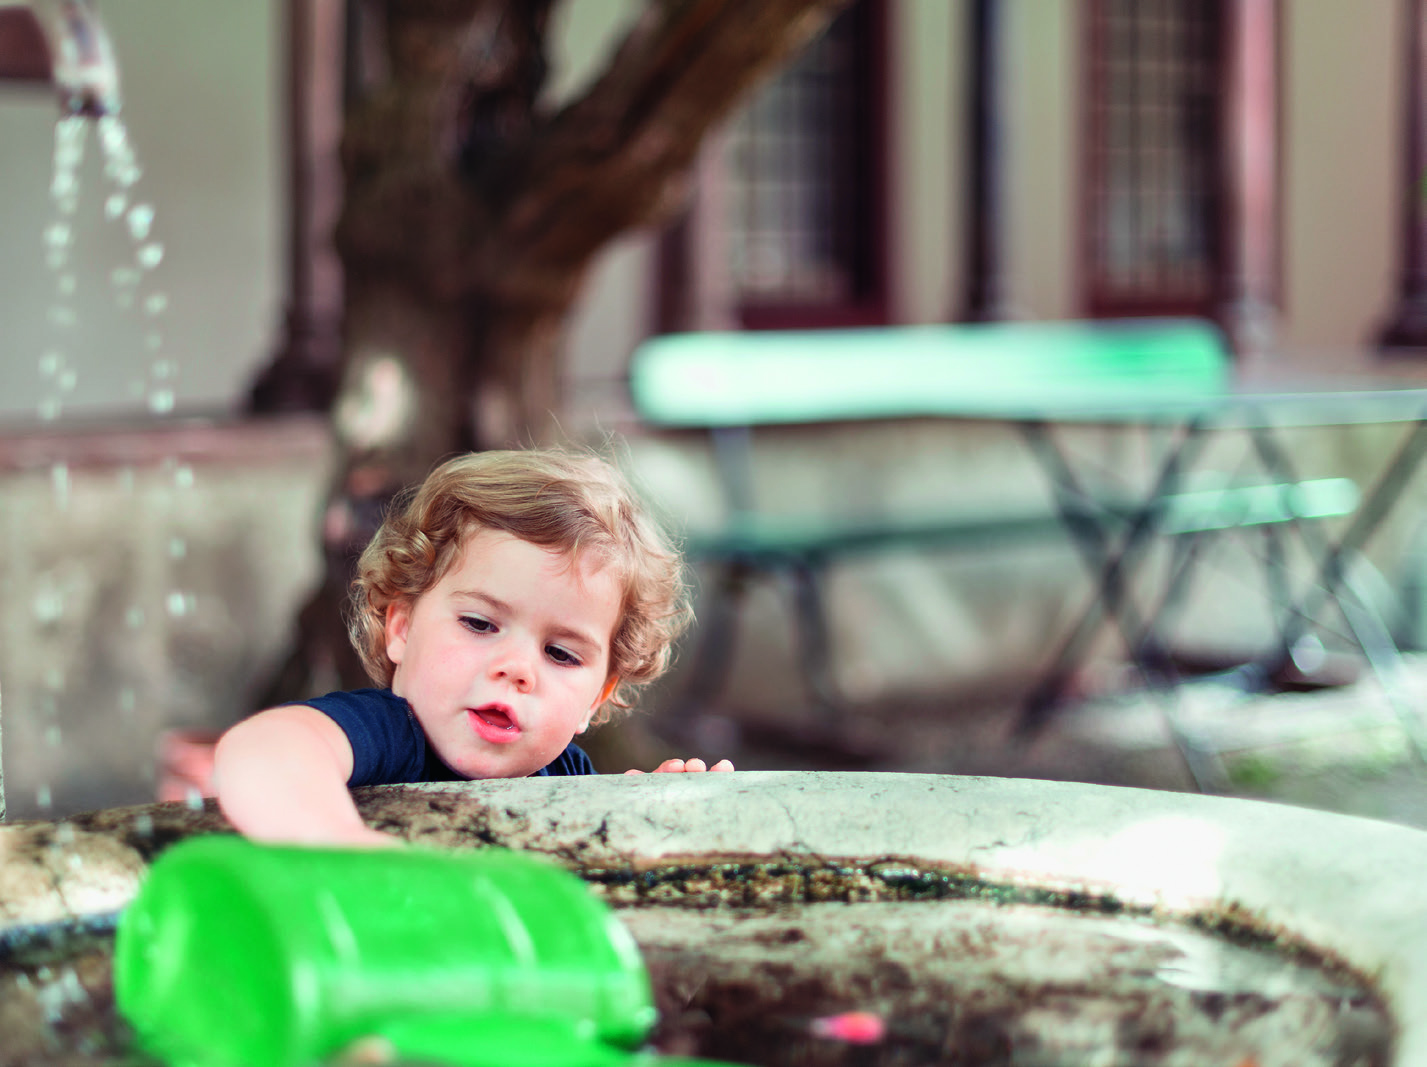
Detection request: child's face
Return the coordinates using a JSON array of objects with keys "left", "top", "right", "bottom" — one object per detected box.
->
[{"left": 384, "top": 528, "right": 621, "bottom": 779}]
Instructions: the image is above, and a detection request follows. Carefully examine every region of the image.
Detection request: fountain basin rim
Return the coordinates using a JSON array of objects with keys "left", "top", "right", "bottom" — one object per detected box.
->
[{"left": 4, "top": 771, "right": 1426, "bottom": 1064}]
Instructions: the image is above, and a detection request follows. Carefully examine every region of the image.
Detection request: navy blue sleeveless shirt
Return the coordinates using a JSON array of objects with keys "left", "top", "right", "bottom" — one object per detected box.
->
[{"left": 300, "top": 687, "right": 596, "bottom": 785}]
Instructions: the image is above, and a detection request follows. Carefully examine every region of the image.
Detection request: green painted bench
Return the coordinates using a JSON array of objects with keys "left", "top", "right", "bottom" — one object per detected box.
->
[{"left": 627, "top": 318, "right": 1361, "bottom": 720}]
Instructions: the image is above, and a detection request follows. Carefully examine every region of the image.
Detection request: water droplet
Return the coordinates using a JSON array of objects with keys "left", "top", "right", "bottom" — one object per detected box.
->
[
  {"left": 33, "top": 588, "right": 64, "bottom": 622},
  {"left": 57, "top": 274, "right": 76, "bottom": 295},
  {"left": 105, "top": 192, "right": 126, "bottom": 219},
  {"left": 148, "top": 389, "right": 175, "bottom": 414},
  {"left": 137, "top": 242, "right": 164, "bottom": 269},
  {"left": 125, "top": 605, "right": 144, "bottom": 628},
  {"left": 45, "top": 725, "right": 62, "bottom": 747},
  {"left": 44, "top": 222, "right": 72, "bottom": 249},
  {"left": 111, "top": 266, "right": 140, "bottom": 289},
  {"left": 174, "top": 465, "right": 194, "bottom": 489},
  {"left": 51, "top": 462, "right": 70, "bottom": 509},
  {"left": 38, "top": 398, "right": 61, "bottom": 421},
  {"left": 49, "top": 169, "right": 77, "bottom": 200},
  {"left": 57, "top": 114, "right": 88, "bottom": 153},
  {"left": 58, "top": 370, "right": 77, "bottom": 392},
  {"left": 166, "top": 591, "right": 188, "bottom": 617},
  {"left": 152, "top": 359, "right": 175, "bottom": 379},
  {"left": 126, "top": 203, "right": 154, "bottom": 241},
  {"left": 168, "top": 536, "right": 187, "bottom": 559},
  {"left": 39, "top": 351, "right": 62, "bottom": 376},
  {"left": 98, "top": 115, "right": 124, "bottom": 152},
  {"left": 36, "top": 785, "right": 52, "bottom": 810},
  {"left": 144, "top": 293, "right": 169, "bottom": 316}
]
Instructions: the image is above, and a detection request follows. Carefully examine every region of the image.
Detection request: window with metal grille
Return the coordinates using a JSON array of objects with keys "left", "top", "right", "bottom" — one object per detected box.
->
[
  {"left": 1084, "top": 0, "right": 1224, "bottom": 315},
  {"left": 658, "top": 0, "right": 886, "bottom": 332}
]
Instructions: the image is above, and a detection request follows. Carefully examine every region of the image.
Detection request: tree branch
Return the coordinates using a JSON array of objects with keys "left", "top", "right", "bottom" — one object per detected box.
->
[{"left": 480, "top": 0, "right": 851, "bottom": 295}]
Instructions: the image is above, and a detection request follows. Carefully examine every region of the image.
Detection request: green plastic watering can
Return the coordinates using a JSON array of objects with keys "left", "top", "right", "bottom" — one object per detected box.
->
[{"left": 114, "top": 835, "right": 727, "bottom": 1067}]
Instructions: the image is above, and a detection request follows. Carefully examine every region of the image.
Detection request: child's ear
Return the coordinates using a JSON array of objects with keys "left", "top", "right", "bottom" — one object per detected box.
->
[
  {"left": 384, "top": 600, "right": 412, "bottom": 665},
  {"left": 579, "top": 676, "right": 619, "bottom": 733}
]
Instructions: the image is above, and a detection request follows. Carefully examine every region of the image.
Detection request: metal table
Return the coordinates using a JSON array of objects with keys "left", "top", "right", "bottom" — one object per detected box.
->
[{"left": 1009, "top": 375, "right": 1427, "bottom": 786}]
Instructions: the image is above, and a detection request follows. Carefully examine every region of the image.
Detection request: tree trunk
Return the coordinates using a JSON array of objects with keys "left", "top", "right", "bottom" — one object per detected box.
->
[{"left": 260, "top": 0, "right": 850, "bottom": 704}]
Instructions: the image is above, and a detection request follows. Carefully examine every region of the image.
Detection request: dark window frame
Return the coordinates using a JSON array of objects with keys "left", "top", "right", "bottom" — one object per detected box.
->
[
  {"left": 656, "top": 0, "right": 890, "bottom": 334},
  {"left": 1080, "top": 0, "right": 1228, "bottom": 319}
]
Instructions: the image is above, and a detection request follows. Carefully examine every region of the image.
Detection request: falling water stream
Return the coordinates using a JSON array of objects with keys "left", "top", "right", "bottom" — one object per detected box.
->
[
  {"left": 42, "top": 114, "right": 173, "bottom": 425},
  {"left": 28, "top": 112, "right": 179, "bottom": 819}
]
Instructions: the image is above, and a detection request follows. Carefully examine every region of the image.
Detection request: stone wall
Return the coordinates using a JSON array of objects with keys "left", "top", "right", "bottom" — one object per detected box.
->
[{"left": 0, "top": 416, "right": 331, "bottom": 820}]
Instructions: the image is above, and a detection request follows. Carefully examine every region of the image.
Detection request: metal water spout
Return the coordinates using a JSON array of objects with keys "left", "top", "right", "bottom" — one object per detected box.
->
[{"left": 0, "top": 0, "right": 119, "bottom": 116}]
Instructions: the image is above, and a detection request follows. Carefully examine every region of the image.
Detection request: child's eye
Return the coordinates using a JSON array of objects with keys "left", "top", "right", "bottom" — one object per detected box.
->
[
  {"left": 460, "top": 616, "right": 496, "bottom": 634},
  {"left": 546, "top": 645, "right": 582, "bottom": 667}
]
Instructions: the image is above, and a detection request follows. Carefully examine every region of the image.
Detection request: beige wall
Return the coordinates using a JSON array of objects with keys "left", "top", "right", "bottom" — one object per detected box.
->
[
  {"left": 1281, "top": 0, "right": 1400, "bottom": 358},
  {"left": 0, "top": 0, "right": 282, "bottom": 424},
  {"left": 1004, "top": 0, "right": 1078, "bottom": 321},
  {"left": 890, "top": 0, "right": 959, "bottom": 325}
]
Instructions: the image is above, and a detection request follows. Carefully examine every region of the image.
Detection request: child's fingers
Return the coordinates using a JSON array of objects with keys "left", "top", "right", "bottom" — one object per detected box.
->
[{"left": 630, "top": 757, "right": 735, "bottom": 774}]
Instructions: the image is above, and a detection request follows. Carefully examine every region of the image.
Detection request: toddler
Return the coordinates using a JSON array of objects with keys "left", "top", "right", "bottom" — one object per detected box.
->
[{"left": 211, "top": 447, "right": 732, "bottom": 845}]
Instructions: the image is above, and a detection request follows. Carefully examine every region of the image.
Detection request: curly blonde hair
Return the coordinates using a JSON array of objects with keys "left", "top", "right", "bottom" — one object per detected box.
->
[{"left": 348, "top": 447, "right": 691, "bottom": 723}]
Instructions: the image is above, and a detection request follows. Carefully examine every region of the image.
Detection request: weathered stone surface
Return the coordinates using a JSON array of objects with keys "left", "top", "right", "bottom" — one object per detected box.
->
[{"left": 0, "top": 772, "right": 1424, "bottom": 1065}]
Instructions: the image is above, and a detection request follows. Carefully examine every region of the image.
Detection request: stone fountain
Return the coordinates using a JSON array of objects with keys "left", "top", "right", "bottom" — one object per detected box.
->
[{"left": 1, "top": 771, "right": 1422, "bottom": 1065}]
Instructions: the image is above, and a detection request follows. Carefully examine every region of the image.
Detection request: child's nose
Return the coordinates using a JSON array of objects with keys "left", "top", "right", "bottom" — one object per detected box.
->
[{"left": 490, "top": 644, "right": 535, "bottom": 690}]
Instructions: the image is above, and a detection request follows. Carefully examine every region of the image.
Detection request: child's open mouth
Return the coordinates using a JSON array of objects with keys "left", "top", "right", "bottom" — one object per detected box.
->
[{"left": 469, "top": 704, "right": 520, "bottom": 743}]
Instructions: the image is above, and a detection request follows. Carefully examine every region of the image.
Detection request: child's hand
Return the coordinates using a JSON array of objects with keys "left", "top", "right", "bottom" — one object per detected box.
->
[{"left": 624, "top": 757, "right": 735, "bottom": 775}]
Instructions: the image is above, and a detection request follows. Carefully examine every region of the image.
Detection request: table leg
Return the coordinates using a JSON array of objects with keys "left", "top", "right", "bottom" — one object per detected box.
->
[
  {"left": 1017, "top": 418, "right": 1211, "bottom": 732},
  {"left": 1248, "top": 416, "right": 1427, "bottom": 759}
]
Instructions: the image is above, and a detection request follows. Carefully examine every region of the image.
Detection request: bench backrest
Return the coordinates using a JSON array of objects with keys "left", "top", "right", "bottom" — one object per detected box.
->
[{"left": 629, "top": 318, "right": 1231, "bottom": 428}]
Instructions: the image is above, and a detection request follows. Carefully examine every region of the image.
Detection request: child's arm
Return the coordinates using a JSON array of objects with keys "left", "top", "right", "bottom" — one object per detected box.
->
[
  {"left": 212, "top": 705, "right": 396, "bottom": 847},
  {"left": 624, "top": 757, "right": 735, "bottom": 775}
]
